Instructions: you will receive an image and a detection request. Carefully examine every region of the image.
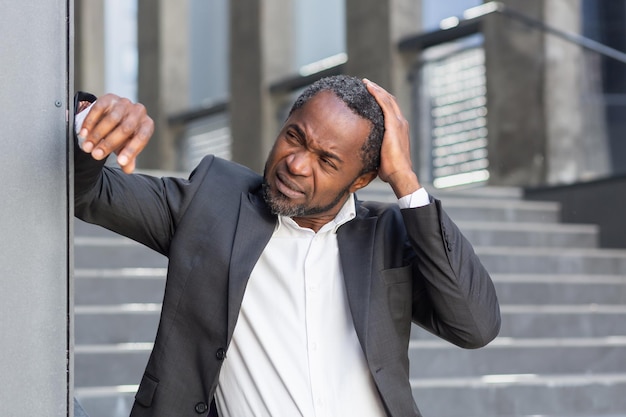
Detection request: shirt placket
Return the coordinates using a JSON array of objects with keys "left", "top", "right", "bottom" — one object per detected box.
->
[{"left": 304, "top": 231, "right": 329, "bottom": 416}]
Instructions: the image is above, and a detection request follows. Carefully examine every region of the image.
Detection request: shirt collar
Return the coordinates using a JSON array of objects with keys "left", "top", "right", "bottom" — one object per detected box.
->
[{"left": 276, "top": 193, "right": 357, "bottom": 235}]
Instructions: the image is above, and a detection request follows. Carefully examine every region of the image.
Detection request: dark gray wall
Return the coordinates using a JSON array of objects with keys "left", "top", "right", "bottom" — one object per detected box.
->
[
  {"left": 0, "top": 0, "right": 72, "bottom": 415},
  {"left": 525, "top": 176, "right": 626, "bottom": 248}
]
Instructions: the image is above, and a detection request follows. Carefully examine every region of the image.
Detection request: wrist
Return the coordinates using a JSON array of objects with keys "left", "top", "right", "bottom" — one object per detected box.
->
[{"left": 388, "top": 170, "right": 421, "bottom": 199}]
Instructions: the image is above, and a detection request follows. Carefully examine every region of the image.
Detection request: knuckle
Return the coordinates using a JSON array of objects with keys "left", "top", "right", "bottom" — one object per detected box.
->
[
  {"left": 100, "top": 94, "right": 119, "bottom": 107},
  {"left": 141, "top": 119, "right": 155, "bottom": 137},
  {"left": 90, "top": 130, "right": 102, "bottom": 142},
  {"left": 119, "top": 119, "right": 136, "bottom": 136},
  {"left": 108, "top": 109, "right": 123, "bottom": 124},
  {"left": 119, "top": 97, "right": 133, "bottom": 109},
  {"left": 134, "top": 102, "right": 147, "bottom": 115}
]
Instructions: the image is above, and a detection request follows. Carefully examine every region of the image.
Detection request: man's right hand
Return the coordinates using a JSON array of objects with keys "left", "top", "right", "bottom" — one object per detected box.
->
[
  {"left": 363, "top": 79, "right": 421, "bottom": 199},
  {"left": 77, "top": 94, "right": 154, "bottom": 173}
]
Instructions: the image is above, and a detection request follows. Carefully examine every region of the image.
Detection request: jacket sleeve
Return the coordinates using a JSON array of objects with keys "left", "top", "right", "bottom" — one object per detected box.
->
[
  {"left": 402, "top": 198, "right": 501, "bottom": 349},
  {"left": 74, "top": 137, "right": 214, "bottom": 256}
]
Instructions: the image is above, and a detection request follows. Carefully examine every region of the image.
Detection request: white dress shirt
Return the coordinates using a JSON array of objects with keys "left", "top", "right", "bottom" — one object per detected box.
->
[{"left": 216, "top": 189, "right": 430, "bottom": 417}]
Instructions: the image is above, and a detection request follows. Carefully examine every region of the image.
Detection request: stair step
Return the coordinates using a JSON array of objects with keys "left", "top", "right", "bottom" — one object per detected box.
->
[
  {"left": 358, "top": 184, "right": 561, "bottom": 223},
  {"left": 492, "top": 274, "right": 626, "bottom": 305},
  {"left": 458, "top": 221, "right": 598, "bottom": 248},
  {"left": 408, "top": 337, "right": 626, "bottom": 379},
  {"left": 74, "top": 237, "right": 168, "bottom": 268},
  {"left": 75, "top": 268, "right": 166, "bottom": 305},
  {"left": 441, "top": 198, "right": 561, "bottom": 223},
  {"left": 476, "top": 247, "right": 626, "bottom": 274},
  {"left": 74, "top": 387, "right": 135, "bottom": 417},
  {"left": 362, "top": 181, "right": 524, "bottom": 200},
  {"left": 500, "top": 304, "right": 626, "bottom": 338},
  {"left": 75, "top": 344, "right": 151, "bottom": 387},
  {"left": 75, "top": 304, "right": 161, "bottom": 344},
  {"left": 412, "top": 304, "right": 626, "bottom": 339},
  {"left": 411, "top": 373, "right": 626, "bottom": 417},
  {"left": 427, "top": 185, "right": 524, "bottom": 200},
  {"left": 75, "top": 219, "right": 121, "bottom": 238}
]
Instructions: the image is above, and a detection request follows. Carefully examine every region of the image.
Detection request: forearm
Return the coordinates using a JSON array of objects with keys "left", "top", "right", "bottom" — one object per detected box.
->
[{"left": 404, "top": 200, "right": 501, "bottom": 348}]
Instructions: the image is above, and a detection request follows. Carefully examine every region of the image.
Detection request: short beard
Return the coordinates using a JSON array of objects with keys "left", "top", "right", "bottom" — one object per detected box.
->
[{"left": 262, "top": 180, "right": 351, "bottom": 218}]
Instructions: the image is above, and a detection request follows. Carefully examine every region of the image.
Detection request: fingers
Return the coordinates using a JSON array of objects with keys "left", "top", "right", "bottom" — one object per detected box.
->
[
  {"left": 363, "top": 79, "right": 420, "bottom": 197},
  {"left": 363, "top": 79, "right": 401, "bottom": 113},
  {"left": 116, "top": 117, "right": 154, "bottom": 173},
  {"left": 78, "top": 94, "right": 154, "bottom": 173},
  {"left": 362, "top": 78, "right": 410, "bottom": 156}
]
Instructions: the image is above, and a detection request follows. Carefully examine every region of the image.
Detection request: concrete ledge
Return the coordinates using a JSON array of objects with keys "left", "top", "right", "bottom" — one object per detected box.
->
[
  {"left": 411, "top": 373, "right": 626, "bottom": 417},
  {"left": 525, "top": 175, "right": 626, "bottom": 248}
]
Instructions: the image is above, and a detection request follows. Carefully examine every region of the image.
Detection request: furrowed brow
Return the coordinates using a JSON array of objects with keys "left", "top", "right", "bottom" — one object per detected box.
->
[
  {"left": 290, "top": 123, "right": 344, "bottom": 164},
  {"left": 319, "top": 148, "right": 343, "bottom": 164}
]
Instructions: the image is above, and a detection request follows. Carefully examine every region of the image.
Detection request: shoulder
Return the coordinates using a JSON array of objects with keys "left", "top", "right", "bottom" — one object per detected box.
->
[{"left": 189, "top": 155, "right": 263, "bottom": 191}]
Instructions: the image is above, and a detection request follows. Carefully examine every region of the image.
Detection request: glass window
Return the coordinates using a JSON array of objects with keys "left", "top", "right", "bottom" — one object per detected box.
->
[
  {"left": 294, "top": 0, "right": 345, "bottom": 67},
  {"left": 105, "top": 0, "right": 138, "bottom": 101},
  {"left": 422, "top": 0, "right": 482, "bottom": 31}
]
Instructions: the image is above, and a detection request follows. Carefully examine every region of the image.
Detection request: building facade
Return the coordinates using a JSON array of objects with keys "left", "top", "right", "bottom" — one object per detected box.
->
[{"left": 75, "top": 0, "right": 626, "bottom": 188}]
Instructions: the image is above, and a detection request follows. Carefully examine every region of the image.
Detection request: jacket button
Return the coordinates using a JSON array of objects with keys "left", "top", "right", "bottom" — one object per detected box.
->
[
  {"left": 216, "top": 348, "right": 226, "bottom": 360},
  {"left": 195, "top": 401, "right": 208, "bottom": 413}
]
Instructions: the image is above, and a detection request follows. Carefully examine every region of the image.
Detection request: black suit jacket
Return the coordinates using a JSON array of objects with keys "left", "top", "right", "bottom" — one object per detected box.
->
[{"left": 75, "top": 148, "right": 500, "bottom": 417}]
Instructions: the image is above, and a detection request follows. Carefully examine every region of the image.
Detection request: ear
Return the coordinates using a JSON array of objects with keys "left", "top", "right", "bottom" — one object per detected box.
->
[{"left": 349, "top": 170, "right": 378, "bottom": 193}]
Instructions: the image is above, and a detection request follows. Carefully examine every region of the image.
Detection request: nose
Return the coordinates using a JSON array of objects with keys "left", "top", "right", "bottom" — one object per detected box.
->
[{"left": 286, "top": 150, "right": 312, "bottom": 176}]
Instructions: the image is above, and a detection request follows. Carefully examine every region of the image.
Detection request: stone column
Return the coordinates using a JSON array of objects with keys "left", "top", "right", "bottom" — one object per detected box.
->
[
  {"left": 543, "top": 0, "right": 610, "bottom": 184},
  {"left": 75, "top": 0, "right": 106, "bottom": 95},
  {"left": 229, "top": 0, "right": 294, "bottom": 173},
  {"left": 482, "top": 0, "right": 548, "bottom": 186},
  {"left": 137, "top": 0, "right": 190, "bottom": 170},
  {"left": 484, "top": 0, "right": 604, "bottom": 186},
  {"left": 345, "top": 0, "right": 421, "bottom": 114}
]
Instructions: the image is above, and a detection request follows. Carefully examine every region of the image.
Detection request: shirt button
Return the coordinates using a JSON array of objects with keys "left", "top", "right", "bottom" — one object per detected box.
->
[
  {"left": 195, "top": 402, "right": 208, "bottom": 413},
  {"left": 216, "top": 348, "right": 226, "bottom": 360}
]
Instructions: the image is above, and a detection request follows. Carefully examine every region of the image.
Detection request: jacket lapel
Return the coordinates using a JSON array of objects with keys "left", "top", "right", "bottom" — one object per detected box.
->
[
  {"left": 227, "top": 190, "right": 276, "bottom": 341},
  {"left": 337, "top": 204, "right": 377, "bottom": 356}
]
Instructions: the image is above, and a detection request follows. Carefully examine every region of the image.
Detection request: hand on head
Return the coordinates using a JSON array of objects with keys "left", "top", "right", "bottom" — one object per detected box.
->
[
  {"left": 77, "top": 94, "right": 154, "bottom": 173},
  {"left": 362, "top": 79, "right": 421, "bottom": 198}
]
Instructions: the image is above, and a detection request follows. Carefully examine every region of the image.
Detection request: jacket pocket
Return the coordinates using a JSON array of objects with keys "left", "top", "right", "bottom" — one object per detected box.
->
[
  {"left": 135, "top": 373, "right": 159, "bottom": 407},
  {"left": 382, "top": 265, "right": 412, "bottom": 320}
]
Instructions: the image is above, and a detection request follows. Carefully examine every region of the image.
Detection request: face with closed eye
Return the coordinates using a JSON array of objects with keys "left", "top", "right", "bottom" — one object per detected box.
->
[{"left": 262, "top": 91, "right": 377, "bottom": 231}]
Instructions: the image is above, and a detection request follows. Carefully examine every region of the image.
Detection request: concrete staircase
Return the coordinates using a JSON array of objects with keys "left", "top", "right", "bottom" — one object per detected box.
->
[
  {"left": 74, "top": 181, "right": 626, "bottom": 417},
  {"left": 74, "top": 219, "right": 166, "bottom": 416}
]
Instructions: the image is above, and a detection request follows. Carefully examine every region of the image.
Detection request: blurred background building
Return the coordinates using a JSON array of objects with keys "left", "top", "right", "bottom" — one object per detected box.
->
[
  {"left": 75, "top": 0, "right": 626, "bottom": 247},
  {"left": 72, "top": 1, "right": 626, "bottom": 416},
  {"left": 74, "top": 0, "right": 626, "bottom": 183}
]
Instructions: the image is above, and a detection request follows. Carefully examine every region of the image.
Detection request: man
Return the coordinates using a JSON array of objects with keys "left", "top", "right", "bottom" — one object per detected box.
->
[{"left": 74, "top": 75, "right": 500, "bottom": 417}]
